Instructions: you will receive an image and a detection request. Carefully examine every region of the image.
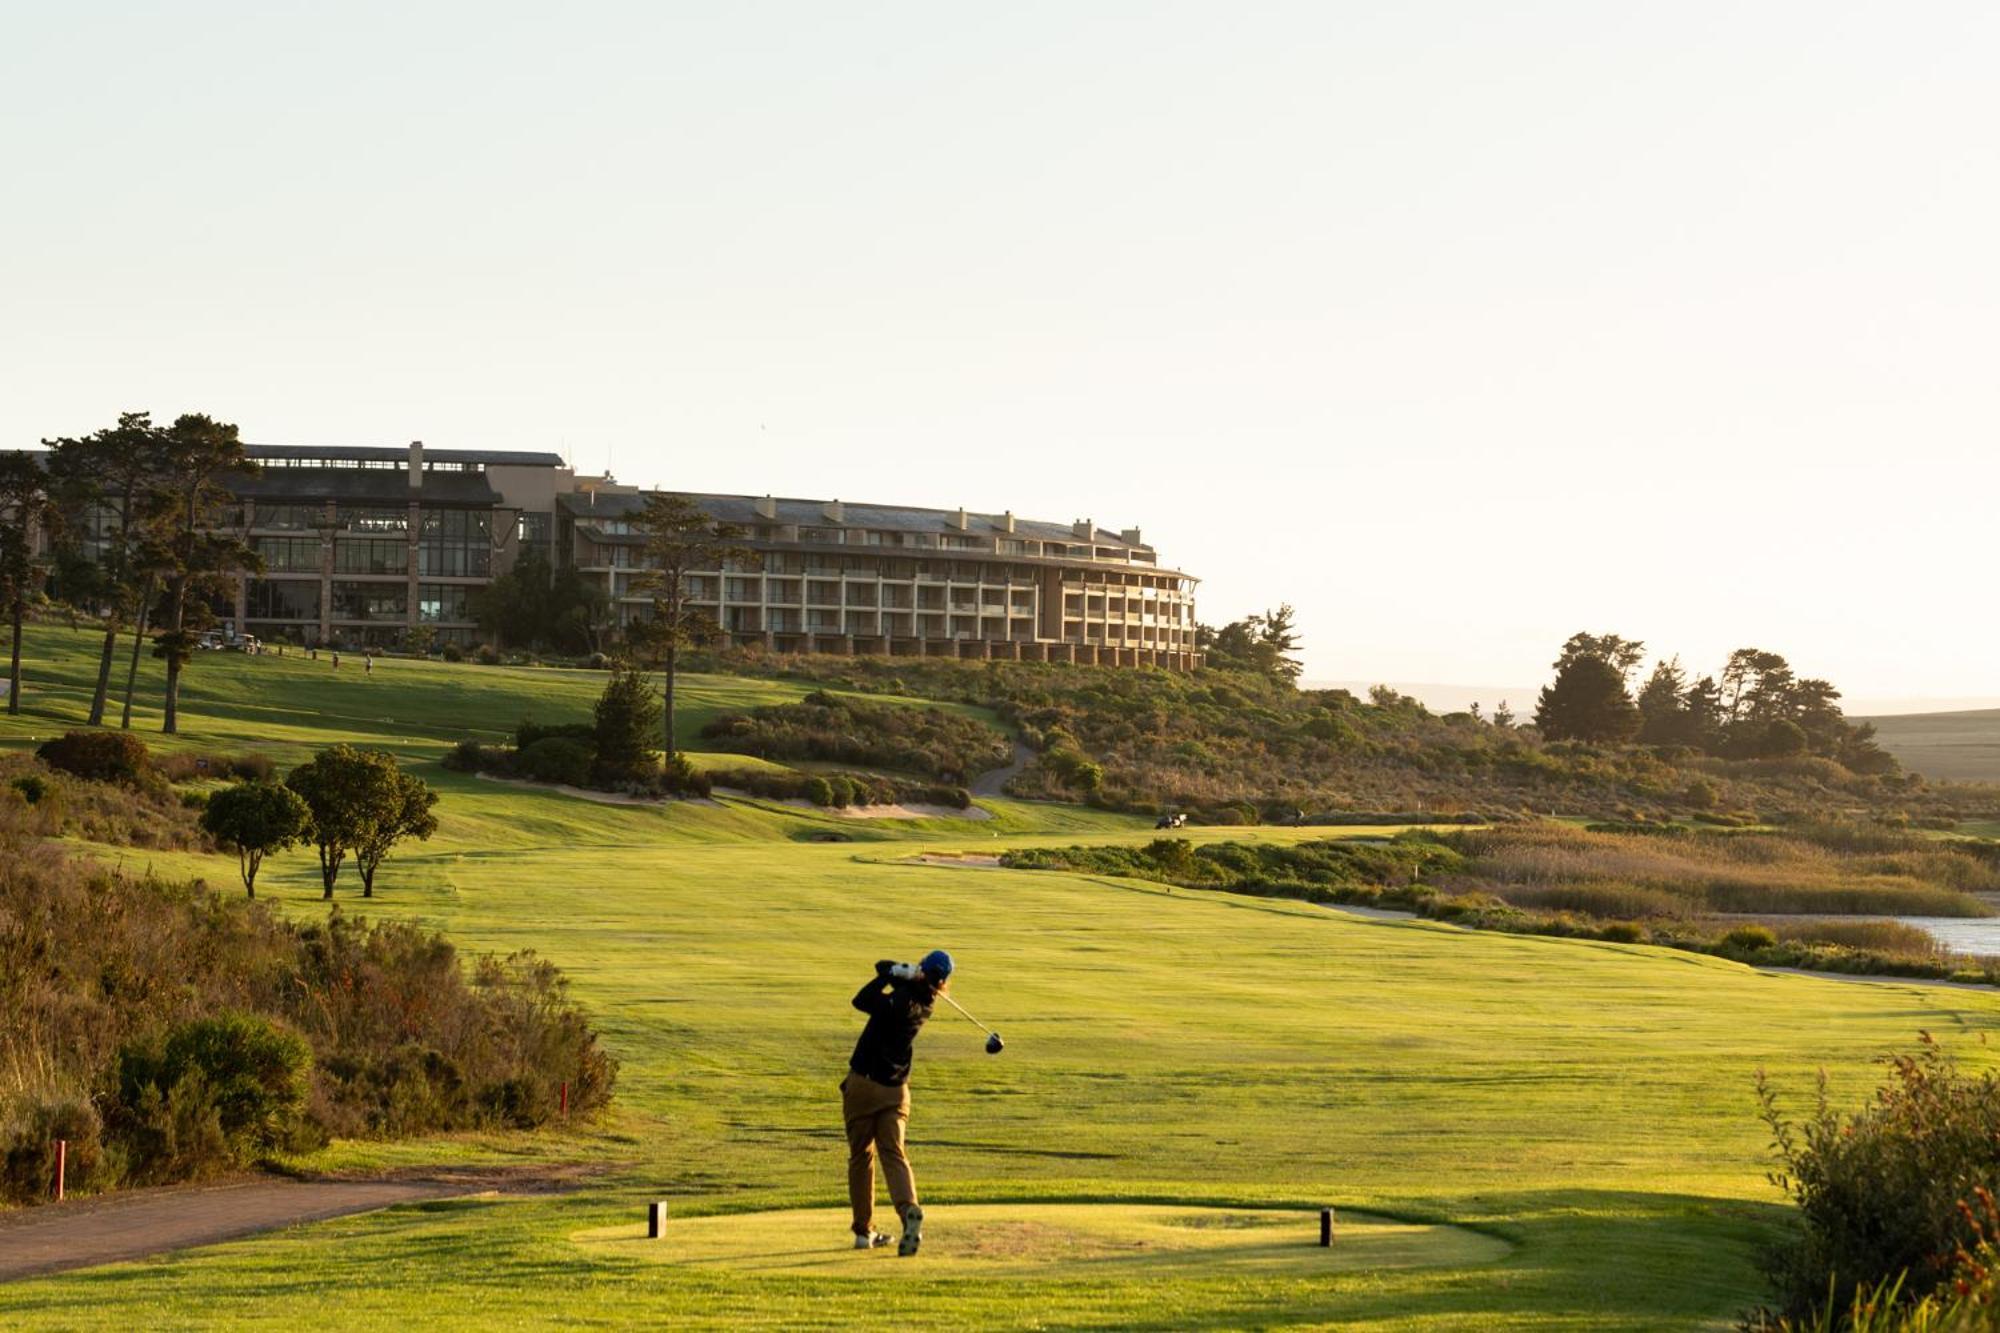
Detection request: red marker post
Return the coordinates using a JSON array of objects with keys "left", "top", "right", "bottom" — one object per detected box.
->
[
  {"left": 560, "top": 1081, "right": 569, "bottom": 1121},
  {"left": 54, "top": 1139, "right": 66, "bottom": 1202}
]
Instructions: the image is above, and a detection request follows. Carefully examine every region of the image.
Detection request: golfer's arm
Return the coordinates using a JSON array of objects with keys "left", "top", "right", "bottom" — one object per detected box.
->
[{"left": 852, "top": 978, "right": 890, "bottom": 1015}]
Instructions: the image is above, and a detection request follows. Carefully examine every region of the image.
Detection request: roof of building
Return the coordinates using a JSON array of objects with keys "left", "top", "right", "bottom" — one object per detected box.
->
[
  {"left": 245, "top": 444, "right": 567, "bottom": 467},
  {"left": 232, "top": 468, "right": 500, "bottom": 506},
  {"left": 557, "top": 490, "right": 1152, "bottom": 552}
]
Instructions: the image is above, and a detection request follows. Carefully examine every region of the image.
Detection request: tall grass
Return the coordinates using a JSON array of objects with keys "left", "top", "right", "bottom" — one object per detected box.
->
[{"left": 1448, "top": 824, "right": 1998, "bottom": 919}]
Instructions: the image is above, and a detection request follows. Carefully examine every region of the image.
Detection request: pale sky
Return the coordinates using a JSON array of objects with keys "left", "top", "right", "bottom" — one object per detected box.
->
[{"left": 3, "top": 3, "right": 1995, "bottom": 701}]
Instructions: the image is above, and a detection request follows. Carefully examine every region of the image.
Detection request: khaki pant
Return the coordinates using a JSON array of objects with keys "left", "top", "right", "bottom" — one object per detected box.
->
[{"left": 842, "top": 1072, "right": 917, "bottom": 1235}]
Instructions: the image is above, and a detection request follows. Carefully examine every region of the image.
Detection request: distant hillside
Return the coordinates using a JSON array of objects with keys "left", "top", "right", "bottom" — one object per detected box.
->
[
  {"left": 702, "top": 651, "right": 2000, "bottom": 825},
  {"left": 1304, "top": 681, "right": 1538, "bottom": 716},
  {"left": 1861, "top": 709, "right": 2000, "bottom": 783}
]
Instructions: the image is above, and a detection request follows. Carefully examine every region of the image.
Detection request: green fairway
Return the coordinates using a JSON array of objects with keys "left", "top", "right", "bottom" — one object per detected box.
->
[{"left": 3, "top": 621, "right": 1999, "bottom": 1328}]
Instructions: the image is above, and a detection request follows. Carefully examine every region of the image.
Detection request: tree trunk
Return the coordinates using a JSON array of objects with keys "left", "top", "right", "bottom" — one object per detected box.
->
[
  {"left": 7, "top": 600, "right": 21, "bottom": 716},
  {"left": 161, "top": 577, "right": 187, "bottom": 734},
  {"left": 87, "top": 617, "right": 118, "bottom": 726},
  {"left": 663, "top": 642, "right": 678, "bottom": 759},
  {"left": 120, "top": 595, "right": 151, "bottom": 730}
]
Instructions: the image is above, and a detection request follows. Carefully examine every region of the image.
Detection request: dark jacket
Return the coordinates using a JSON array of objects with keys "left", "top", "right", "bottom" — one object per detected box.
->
[{"left": 848, "top": 972, "right": 934, "bottom": 1087}]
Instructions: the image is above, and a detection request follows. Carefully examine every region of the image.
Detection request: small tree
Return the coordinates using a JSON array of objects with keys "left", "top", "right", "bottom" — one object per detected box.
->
[
  {"left": 629, "top": 494, "right": 749, "bottom": 758},
  {"left": 201, "top": 782, "right": 313, "bottom": 898},
  {"left": 353, "top": 768, "right": 438, "bottom": 898},
  {"left": 592, "top": 659, "right": 663, "bottom": 784},
  {"left": 286, "top": 745, "right": 405, "bottom": 899}
]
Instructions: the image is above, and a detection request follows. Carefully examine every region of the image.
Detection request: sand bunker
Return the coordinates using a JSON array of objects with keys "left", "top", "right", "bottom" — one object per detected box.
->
[{"left": 571, "top": 1203, "right": 1507, "bottom": 1279}]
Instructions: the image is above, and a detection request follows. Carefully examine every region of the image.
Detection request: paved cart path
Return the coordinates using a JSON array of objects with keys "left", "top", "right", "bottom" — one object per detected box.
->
[
  {"left": 971, "top": 742, "right": 1033, "bottom": 798},
  {"left": 0, "top": 1167, "right": 586, "bottom": 1282}
]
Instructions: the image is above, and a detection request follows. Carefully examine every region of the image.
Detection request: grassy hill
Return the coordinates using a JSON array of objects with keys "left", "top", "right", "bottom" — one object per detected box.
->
[
  {"left": 3, "top": 622, "right": 1999, "bottom": 1326},
  {"left": 1862, "top": 708, "right": 2000, "bottom": 783},
  {"left": 693, "top": 649, "right": 2000, "bottom": 825}
]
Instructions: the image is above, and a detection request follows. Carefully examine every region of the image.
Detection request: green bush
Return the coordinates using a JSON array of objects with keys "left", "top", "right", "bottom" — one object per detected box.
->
[
  {"left": 441, "top": 739, "right": 511, "bottom": 775},
  {"left": 439, "top": 642, "right": 465, "bottom": 663},
  {"left": 659, "top": 753, "right": 712, "bottom": 799},
  {"left": 518, "top": 737, "right": 595, "bottom": 787},
  {"left": 1757, "top": 1037, "right": 2000, "bottom": 1318},
  {"left": 698, "top": 693, "right": 1011, "bottom": 781},
  {"left": 516, "top": 719, "right": 596, "bottom": 751},
  {"left": 1722, "top": 924, "right": 1780, "bottom": 952},
  {"left": 1599, "top": 922, "right": 1647, "bottom": 944},
  {"left": 1, "top": 1095, "right": 103, "bottom": 1204},
  {"left": 804, "top": 776, "right": 835, "bottom": 807},
  {"left": 112, "top": 1012, "right": 315, "bottom": 1180},
  {"left": 36, "top": 730, "right": 154, "bottom": 786}
]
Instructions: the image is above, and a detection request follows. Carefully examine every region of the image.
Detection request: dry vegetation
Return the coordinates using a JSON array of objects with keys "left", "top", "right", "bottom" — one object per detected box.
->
[
  {"left": 1445, "top": 823, "right": 2000, "bottom": 920},
  {"left": 692, "top": 649, "right": 2000, "bottom": 825}
]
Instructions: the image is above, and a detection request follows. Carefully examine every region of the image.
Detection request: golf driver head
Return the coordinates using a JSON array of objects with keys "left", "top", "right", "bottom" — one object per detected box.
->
[{"left": 984, "top": 1032, "right": 1005, "bottom": 1055}]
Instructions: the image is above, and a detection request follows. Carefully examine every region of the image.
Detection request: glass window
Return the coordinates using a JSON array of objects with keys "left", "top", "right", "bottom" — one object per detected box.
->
[
  {"left": 418, "top": 583, "right": 474, "bottom": 622},
  {"left": 256, "top": 536, "right": 321, "bottom": 573},
  {"left": 252, "top": 504, "right": 322, "bottom": 531},
  {"left": 343, "top": 506, "right": 410, "bottom": 533},
  {"left": 245, "top": 580, "right": 321, "bottom": 620},
  {"left": 417, "top": 508, "right": 492, "bottom": 577},
  {"left": 335, "top": 538, "right": 409, "bottom": 575},
  {"left": 331, "top": 582, "right": 408, "bottom": 621}
]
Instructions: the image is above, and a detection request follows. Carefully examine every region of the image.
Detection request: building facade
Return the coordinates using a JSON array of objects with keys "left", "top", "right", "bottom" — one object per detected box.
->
[
  {"left": 560, "top": 491, "right": 1200, "bottom": 668},
  {"left": 227, "top": 442, "right": 566, "bottom": 648},
  {"left": 199, "top": 443, "right": 1198, "bottom": 666}
]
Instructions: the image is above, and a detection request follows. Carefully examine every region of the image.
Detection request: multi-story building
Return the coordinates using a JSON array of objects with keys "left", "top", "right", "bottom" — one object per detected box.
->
[
  {"left": 44, "top": 440, "right": 1200, "bottom": 666},
  {"left": 229, "top": 442, "right": 568, "bottom": 648},
  {"left": 559, "top": 491, "right": 1200, "bottom": 668}
]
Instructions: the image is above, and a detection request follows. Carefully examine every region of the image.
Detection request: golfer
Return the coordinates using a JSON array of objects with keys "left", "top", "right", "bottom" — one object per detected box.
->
[{"left": 842, "top": 949, "right": 951, "bottom": 1255}]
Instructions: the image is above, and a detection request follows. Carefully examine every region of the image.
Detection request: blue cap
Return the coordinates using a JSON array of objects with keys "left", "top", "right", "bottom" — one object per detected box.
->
[{"left": 920, "top": 949, "right": 954, "bottom": 983}]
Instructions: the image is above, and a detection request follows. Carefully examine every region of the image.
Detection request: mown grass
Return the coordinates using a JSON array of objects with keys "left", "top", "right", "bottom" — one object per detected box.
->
[{"left": 3, "top": 623, "right": 2000, "bottom": 1327}]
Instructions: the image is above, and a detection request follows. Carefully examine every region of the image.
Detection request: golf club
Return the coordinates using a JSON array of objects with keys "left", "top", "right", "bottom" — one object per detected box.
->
[{"left": 938, "top": 991, "right": 1005, "bottom": 1054}]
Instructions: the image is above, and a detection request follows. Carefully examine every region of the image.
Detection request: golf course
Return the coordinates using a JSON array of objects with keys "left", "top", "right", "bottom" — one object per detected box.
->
[{"left": 2, "top": 622, "right": 1995, "bottom": 1329}]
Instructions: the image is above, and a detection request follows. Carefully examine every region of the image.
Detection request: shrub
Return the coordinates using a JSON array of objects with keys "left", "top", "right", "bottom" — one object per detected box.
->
[
  {"left": 698, "top": 693, "right": 1011, "bottom": 781},
  {"left": 1722, "top": 924, "right": 1779, "bottom": 952},
  {"left": 474, "top": 644, "right": 500, "bottom": 666},
  {"left": 11, "top": 773, "right": 50, "bottom": 805},
  {"left": 1, "top": 1095, "right": 103, "bottom": 1204},
  {"left": 37, "top": 730, "right": 153, "bottom": 786},
  {"left": 655, "top": 753, "right": 711, "bottom": 799},
  {"left": 441, "top": 739, "right": 510, "bottom": 774},
  {"left": 111, "top": 1012, "right": 315, "bottom": 1181},
  {"left": 440, "top": 642, "right": 465, "bottom": 663},
  {"left": 804, "top": 776, "right": 835, "bottom": 807},
  {"left": 1756, "top": 1036, "right": 2000, "bottom": 1317},
  {"left": 518, "top": 737, "right": 595, "bottom": 788},
  {"left": 592, "top": 664, "right": 662, "bottom": 785},
  {"left": 516, "top": 719, "right": 596, "bottom": 750},
  {"left": 1599, "top": 922, "right": 1647, "bottom": 943}
]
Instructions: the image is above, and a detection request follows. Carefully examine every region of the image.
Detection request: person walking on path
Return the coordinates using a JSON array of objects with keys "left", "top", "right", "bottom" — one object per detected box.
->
[{"left": 842, "top": 949, "right": 951, "bottom": 1256}]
